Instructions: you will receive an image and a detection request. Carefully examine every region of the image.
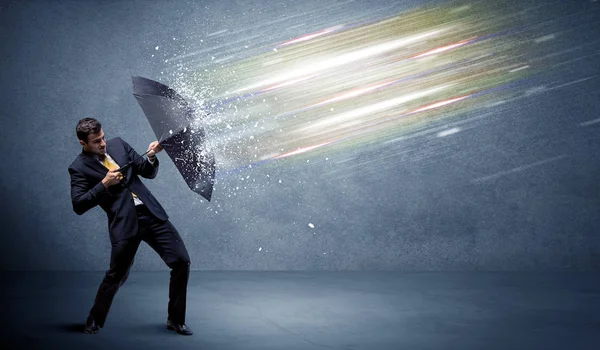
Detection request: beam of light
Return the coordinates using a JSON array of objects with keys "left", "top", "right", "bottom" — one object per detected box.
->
[
  {"left": 263, "top": 56, "right": 487, "bottom": 122},
  {"left": 298, "top": 85, "right": 451, "bottom": 132},
  {"left": 233, "top": 29, "right": 447, "bottom": 93},
  {"left": 265, "top": 93, "right": 473, "bottom": 162},
  {"left": 278, "top": 25, "right": 344, "bottom": 47},
  {"left": 354, "top": 93, "right": 475, "bottom": 133},
  {"left": 176, "top": 2, "right": 535, "bottom": 175},
  {"left": 299, "top": 92, "right": 478, "bottom": 156},
  {"left": 309, "top": 80, "right": 397, "bottom": 107},
  {"left": 407, "top": 95, "right": 471, "bottom": 114},
  {"left": 352, "top": 93, "right": 473, "bottom": 137},
  {"left": 410, "top": 38, "right": 476, "bottom": 59},
  {"left": 437, "top": 127, "right": 461, "bottom": 137},
  {"left": 509, "top": 65, "right": 530, "bottom": 72},
  {"left": 272, "top": 141, "right": 334, "bottom": 159},
  {"left": 259, "top": 75, "right": 318, "bottom": 93}
]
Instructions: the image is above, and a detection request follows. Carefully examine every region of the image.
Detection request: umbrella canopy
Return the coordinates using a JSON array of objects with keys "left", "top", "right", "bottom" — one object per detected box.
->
[{"left": 131, "top": 75, "right": 215, "bottom": 201}]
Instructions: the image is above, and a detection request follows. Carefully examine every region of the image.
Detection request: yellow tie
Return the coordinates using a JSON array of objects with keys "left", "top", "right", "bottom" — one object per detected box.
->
[{"left": 102, "top": 156, "right": 137, "bottom": 199}]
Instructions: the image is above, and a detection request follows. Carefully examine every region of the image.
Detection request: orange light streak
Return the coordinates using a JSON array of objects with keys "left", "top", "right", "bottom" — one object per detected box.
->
[
  {"left": 409, "top": 95, "right": 471, "bottom": 114},
  {"left": 310, "top": 80, "right": 394, "bottom": 107},
  {"left": 272, "top": 141, "right": 333, "bottom": 159}
]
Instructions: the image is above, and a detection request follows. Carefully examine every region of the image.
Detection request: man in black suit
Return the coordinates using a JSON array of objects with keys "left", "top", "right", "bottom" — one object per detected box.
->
[{"left": 68, "top": 117, "right": 193, "bottom": 336}]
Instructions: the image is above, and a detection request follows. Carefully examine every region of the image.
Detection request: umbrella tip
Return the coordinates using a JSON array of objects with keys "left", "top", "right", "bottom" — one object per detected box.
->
[{"left": 131, "top": 75, "right": 148, "bottom": 87}]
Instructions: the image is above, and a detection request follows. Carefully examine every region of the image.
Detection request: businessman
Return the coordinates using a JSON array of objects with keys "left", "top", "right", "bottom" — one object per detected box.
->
[{"left": 68, "top": 117, "right": 193, "bottom": 335}]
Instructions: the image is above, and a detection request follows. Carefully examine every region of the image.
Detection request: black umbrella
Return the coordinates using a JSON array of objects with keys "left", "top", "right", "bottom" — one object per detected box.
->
[{"left": 123, "top": 75, "right": 215, "bottom": 201}]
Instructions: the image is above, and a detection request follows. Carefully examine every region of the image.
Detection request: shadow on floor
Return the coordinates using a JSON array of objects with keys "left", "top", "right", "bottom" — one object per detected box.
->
[{"left": 55, "top": 323, "right": 85, "bottom": 334}]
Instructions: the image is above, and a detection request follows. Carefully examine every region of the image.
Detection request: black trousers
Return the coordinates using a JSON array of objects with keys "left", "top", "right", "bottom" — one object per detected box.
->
[{"left": 89, "top": 204, "right": 191, "bottom": 327}]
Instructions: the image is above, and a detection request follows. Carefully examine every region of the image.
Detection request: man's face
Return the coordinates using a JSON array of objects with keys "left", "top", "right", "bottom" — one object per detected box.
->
[{"left": 80, "top": 129, "right": 106, "bottom": 156}]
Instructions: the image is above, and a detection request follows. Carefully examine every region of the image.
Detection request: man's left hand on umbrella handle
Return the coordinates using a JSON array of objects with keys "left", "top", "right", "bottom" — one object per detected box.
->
[{"left": 147, "top": 141, "right": 163, "bottom": 158}]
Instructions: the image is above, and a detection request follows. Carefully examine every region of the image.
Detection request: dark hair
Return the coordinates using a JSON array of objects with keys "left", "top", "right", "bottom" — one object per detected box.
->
[{"left": 76, "top": 117, "right": 102, "bottom": 142}]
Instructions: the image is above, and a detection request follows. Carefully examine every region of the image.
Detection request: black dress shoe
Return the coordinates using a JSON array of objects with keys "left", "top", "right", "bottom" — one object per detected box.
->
[
  {"left": 84, "top": 317, "right": 100, "bottom": 334},
  {"left": 166, "top": 319, "right": 193, "bottom": 335}
]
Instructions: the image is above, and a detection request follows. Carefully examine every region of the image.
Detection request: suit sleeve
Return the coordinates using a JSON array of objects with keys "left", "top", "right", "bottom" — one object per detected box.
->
[
  {"left": 69, "top": 166, "right": 109, "bottom": 215},
  {"left": 120, "top": 137, "right": 159, "bottom": 179}
]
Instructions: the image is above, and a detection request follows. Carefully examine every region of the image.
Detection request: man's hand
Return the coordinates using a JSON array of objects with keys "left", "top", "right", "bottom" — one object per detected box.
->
[
  {"left": 147, "top": 141, "right": 163, "bottom": 159},
  {"left": 102, "top": 169, "right": 123, "bottom": 188}
]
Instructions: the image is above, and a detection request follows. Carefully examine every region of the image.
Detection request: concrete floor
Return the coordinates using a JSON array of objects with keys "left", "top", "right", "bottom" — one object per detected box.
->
[{"left": 1, "top": 271, "right": 598, "bottom": 350}]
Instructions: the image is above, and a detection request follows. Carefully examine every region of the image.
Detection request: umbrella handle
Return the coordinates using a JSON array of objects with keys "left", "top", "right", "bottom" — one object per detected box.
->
[{"left": 116, "top": 149, "right": 152, "bottom": 172}]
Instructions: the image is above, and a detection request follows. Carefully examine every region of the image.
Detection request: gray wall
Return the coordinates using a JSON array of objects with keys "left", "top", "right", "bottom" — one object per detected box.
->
[{"left": 1, "top": 0, "right": 599, "bottom": 271}]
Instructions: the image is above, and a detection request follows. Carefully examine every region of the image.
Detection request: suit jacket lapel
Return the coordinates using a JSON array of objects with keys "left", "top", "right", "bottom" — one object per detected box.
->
[
  {"left": 81, "top": 150, "right": 108, "bottom": 177},
  {"left": 106, "top": 139, "right": 132, "bottom": 177}
]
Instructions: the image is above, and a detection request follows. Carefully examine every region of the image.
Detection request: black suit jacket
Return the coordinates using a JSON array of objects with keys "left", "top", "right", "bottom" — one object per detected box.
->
[{"left": 68, "top": 137, "right": 169, "bottom": 243}]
